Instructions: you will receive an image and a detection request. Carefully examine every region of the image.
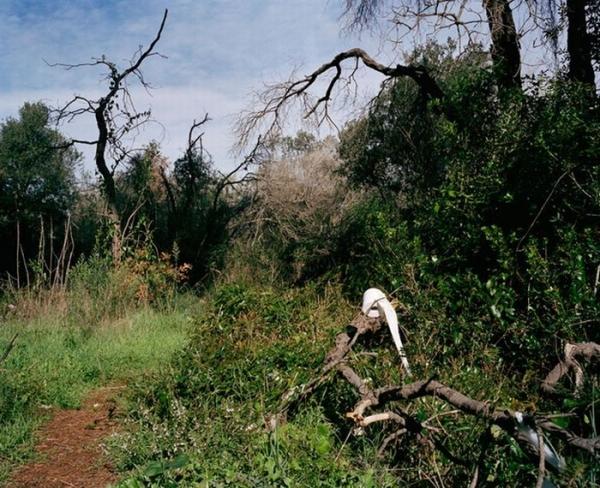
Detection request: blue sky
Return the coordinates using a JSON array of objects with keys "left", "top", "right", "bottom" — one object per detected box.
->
[
  {"left": 0, "top": 0, "right": 563, "bottom": 173},
  {"left": 0, "top": 0, "right": 387, "bottom": 172}
]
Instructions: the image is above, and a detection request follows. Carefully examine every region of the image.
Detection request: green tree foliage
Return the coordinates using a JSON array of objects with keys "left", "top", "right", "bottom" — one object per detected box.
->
[
  {"left": 0, "top": 102, "right": 80, "bottom": 279},
  {"left": 327, "top": 45, "right": 600, "bottom": 409},
  {"left": 339, "top": 43, "right": 491, "bottom": 196},
  {"left": 119, "top": 142, "right": 171, "bottom": 249},
  {"left": 111, "top": 138, "right": 249, "bottom": 283},
  {"left": 165, "top": 141, "right": 245, "bottom": 282}
]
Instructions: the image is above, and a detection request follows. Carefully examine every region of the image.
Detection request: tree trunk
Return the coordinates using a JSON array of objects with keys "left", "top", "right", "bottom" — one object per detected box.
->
[
  {"left": 94, "top": 103, "right": 122, "bottom": 264},
  {"left": 567, "top": 0, "right": 595, "bottom": 86},
  {"left": 483, "top": 0, "right": 522, "bottom": 90}
]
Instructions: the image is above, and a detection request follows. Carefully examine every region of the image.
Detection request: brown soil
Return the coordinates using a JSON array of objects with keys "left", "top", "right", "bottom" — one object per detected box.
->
[{"left": 7, "top": 386, "right": 125, "bottom": 488}]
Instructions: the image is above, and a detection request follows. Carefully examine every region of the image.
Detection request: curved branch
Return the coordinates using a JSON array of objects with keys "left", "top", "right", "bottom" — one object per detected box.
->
[
  {"left": 541, "top": 342, "right": 600, "bottom": 396},
  {"left": 237, "top": 48, "right": 445, "bottom": 147}
]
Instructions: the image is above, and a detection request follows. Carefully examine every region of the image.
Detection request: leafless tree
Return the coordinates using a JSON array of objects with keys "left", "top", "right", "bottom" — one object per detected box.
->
[{"left": 52, "top": 9, "right": 169, "bottom": 261}]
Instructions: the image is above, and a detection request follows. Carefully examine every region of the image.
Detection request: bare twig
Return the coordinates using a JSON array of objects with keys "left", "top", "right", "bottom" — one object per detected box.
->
[
  {"left": 378, "top": 428, "right": 408, "bottom": 456},
  {"left": 0, "top": 334, "right": 18, "bottom": 365},
  {"left": 212, "top": 137, "right": 266, "bottom": 214},
  {"left": 535, "top": 424, "right": 546, "bottom": 488},
  {"left": 469, "top": 427, "right": 492, "bottom": 488}
]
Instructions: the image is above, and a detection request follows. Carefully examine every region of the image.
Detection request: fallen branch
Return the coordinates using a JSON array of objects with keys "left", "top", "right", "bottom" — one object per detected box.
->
[
  {"left": 541, "top": 342, "right": 600, "bottom": 396},
  {"left": 342, "top": 366, "right": 599, "bottom": 458},
  {"left": 277, "top": 314, "right": 600, "bottom": 482},
  {"left": 278, "top": 314, "right": 381, "bottom": 412}
]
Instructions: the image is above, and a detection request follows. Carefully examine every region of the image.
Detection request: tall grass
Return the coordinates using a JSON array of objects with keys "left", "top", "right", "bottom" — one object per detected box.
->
[{"left": 0, "top": 254, "right": 196, "bottom": 482}]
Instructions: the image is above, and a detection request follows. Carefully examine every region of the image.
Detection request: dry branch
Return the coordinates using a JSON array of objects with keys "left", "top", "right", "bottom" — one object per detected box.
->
[
  {"left": 238, "top": 48, "right": 446, "bottom": 148},
  {"left": 278, "top": 314, "right": 600, "bottom": 481},
  {"left": 279, "top": 314, "right": 381, "bottom": 412},
  {"left": 541, "top": 342, "right": 600, "bottom": 396}
]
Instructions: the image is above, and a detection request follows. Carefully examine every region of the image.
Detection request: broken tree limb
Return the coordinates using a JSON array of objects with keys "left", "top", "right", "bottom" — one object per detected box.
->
[
  {"left": 236, "top": 48, "right": 448, "bottom": 149},
  {"left": 541, "top": 342, "right": 600, "bottom": 396},
  {"left": 278, "top": 314, "right": 381, "bottom": 413},
  {"left": 275, "top": 297, "right": 599, "bottom": 484},
  {"left": 342, "top": 369, "right": 599, "bottom": 459},
  {"left": 277, "top": 316, "right": 599, "bottom": 480}
]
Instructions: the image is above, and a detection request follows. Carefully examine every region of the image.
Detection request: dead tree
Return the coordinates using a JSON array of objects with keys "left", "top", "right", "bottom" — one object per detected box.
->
[
  {"left": 528, "top": 0, "right": 596, "bottom": 87},
  {"left": 52, "top": 9, "right": 169, "bottom": 262},
  {"left": 162, "top": 113, "right": 212, "bottom": 231},
  {"left": 484, "top": 0, "right": 522, "bottom": 89}
]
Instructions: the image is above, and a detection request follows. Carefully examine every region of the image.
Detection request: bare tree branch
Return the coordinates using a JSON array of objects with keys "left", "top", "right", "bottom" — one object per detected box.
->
[
  {"left": 237, "top": 48, "right": 445, "bottom": 148},
  {"left": 541, "top": 342, "right": 600, "bottom": 396},
  {"left": 211, "top": 136, "right": 266, "bottom": 213}
]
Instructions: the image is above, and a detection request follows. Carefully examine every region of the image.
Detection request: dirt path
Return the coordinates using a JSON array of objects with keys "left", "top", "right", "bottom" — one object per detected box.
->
[{"left": 7, "top": 386, "right": 125, "bottom": 488}]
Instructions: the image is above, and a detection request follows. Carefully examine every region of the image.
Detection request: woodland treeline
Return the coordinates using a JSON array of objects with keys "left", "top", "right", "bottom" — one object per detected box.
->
[
  {"left": 1, "top": 1, "right": 600, "bottom": 485},
  {"left": 1, "top": 2, "right": 598, "bottom": 287}
]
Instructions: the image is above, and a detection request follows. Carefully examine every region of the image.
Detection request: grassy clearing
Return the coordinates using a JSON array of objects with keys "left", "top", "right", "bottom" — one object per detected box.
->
[{"left": 0, "top": 296, "right": 195, "bottom": 482}]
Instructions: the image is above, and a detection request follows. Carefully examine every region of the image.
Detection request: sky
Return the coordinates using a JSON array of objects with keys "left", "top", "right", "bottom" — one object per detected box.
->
[
  {"left": 0, "top": 0, "right": 566, "bottom": 175},
  {"left": 0, "top": 0, "right": 388, "bottom": 173}
]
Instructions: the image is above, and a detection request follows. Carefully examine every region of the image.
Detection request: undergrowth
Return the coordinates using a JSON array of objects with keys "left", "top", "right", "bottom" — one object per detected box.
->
[
  {"left": 107, "top": 274, "right": 581, "bottom": 487},
  {"left": 109, "top": 282, "right": 403, "bottom": 486},
  {"left": 106, "top": 74, "right": 600, "bottom": 485}
]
